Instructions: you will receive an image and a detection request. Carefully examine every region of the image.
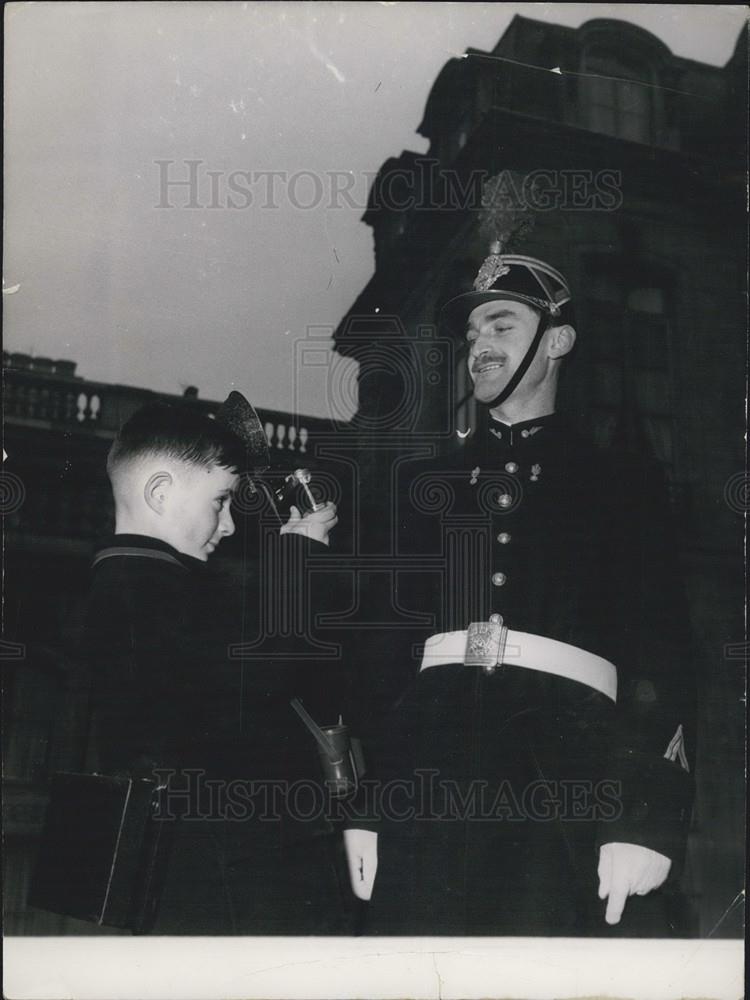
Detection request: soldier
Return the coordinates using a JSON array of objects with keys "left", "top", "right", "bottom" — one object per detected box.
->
[{"left": 344, "top": 245, "right": 695, "bottom": 936}]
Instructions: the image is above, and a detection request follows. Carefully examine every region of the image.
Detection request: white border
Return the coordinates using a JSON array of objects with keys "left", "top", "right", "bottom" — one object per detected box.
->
[{"left": 3, "top": 937, "right": 745, "bottom": 1000}]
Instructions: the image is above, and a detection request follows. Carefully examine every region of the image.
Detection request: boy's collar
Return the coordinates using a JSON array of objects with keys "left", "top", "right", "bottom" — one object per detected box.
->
[{"left": 98, "top": 533, "right": 206, "bottom": 571}]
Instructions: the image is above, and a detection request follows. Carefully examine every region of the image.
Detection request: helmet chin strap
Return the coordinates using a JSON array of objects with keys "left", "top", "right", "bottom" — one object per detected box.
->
[{"left": 485, "top": 311, "right": 550, "bottom": 410}]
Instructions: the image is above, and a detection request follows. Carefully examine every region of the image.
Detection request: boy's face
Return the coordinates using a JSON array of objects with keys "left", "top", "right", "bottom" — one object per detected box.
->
[{"left": 166, "top": 463, "right": 239, "bottom": 561}]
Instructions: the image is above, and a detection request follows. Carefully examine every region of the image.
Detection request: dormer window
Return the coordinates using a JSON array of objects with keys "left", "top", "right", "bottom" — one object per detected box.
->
[{"left": 582, "top": 47, "right": 653, "bottom": 143}]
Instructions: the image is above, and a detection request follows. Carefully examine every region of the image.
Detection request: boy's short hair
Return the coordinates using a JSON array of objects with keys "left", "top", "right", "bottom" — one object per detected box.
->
[{"left": 107, "top": 402, "right": 246, "bottom": 478}]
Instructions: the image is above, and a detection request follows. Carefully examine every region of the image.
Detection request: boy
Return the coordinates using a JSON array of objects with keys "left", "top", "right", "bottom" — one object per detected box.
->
[{"left": 84, "top": 400, "right": 340, "bottom": 933}]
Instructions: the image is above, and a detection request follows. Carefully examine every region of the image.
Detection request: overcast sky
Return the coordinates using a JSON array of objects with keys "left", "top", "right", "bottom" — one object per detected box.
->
[{"left": 3, "top": 2, "right": 746, "bottom": 419}]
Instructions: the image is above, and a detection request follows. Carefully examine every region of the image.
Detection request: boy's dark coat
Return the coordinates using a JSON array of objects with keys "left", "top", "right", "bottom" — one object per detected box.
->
[{"left": 84, "top": 531, "right": 349, "bottom": 933}]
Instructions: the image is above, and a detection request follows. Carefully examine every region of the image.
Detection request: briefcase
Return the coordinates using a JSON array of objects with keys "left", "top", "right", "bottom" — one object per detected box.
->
[{"left": 27, "top": 771, "right": 174, "bottom": 933}]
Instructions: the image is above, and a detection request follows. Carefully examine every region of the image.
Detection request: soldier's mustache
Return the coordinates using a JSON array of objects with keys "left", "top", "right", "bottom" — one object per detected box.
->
[{"left": 472, "top": 354, "right": 507, "bottom": 374}]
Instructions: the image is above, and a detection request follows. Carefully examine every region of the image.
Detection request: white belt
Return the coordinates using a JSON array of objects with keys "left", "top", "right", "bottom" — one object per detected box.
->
[{"left": 419, "top": 620, "right": 617, "bottom": 702}]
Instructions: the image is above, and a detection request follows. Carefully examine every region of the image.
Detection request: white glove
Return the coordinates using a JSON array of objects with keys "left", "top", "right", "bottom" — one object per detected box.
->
[
  {"left": 597, "top": 842, "right": 672, "bottom": 925},
  {"left": 280, "top": 502, "right": 338, "bottom": 547},
  {"left": 343, "top": 829, "right": 378, "bottom": 901}
]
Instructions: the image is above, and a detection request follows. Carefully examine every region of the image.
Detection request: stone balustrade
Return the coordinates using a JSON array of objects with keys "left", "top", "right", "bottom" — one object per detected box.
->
[{"left": 3, "top": 359, "right": 328, "bottom": 457}]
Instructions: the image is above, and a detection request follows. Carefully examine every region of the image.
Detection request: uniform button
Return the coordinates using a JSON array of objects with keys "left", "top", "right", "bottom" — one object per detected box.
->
[
  {"left": 504, "top": 462, "right": 518, "bottom": 474},
  {"left": 496, "top": 532, "right": 511, "bottom": 544},
  {"left": 491, "top": 572, "right": 507, "bottom": 587},
  {"left": 496, "top": 493, "right": 513, "bottom": 508}
]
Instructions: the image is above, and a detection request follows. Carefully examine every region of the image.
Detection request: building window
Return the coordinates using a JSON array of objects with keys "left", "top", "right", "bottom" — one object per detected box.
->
[
  {"left": 582, "top": 47, "right": 653, "bottom": 143},
  {"left": 582, "top": 256, "right": 676, "bottom": 472}
]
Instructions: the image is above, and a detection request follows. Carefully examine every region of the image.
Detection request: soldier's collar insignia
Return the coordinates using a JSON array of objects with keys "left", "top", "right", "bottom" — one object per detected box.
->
[
  {"left": 489, "top": 427, "right": 504, "bottom": 442},
  {"left": 664, "top": 723, "right": 689, "bottom": 773}
]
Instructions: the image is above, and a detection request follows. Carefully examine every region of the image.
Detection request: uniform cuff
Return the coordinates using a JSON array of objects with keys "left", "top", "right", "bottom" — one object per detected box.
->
[{"left": 596, "top": 748, "right": 694, "bottom": 870}]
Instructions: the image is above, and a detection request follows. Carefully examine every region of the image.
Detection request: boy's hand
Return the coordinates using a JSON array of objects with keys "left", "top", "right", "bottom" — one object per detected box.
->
[{"left": 280, "top": 502, "right": 338, "bottom": 547}]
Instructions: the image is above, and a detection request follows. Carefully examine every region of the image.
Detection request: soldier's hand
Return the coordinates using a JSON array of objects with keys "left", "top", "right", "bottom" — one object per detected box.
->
[
  {"left": 343, "top": 828, "right": 378, "bottom": 901},
  {"left": 597, "top": 842, "right": 671, "bottom": 925},
  {"left": 280, "top": 502, "right": 338, "bottom": 547}
]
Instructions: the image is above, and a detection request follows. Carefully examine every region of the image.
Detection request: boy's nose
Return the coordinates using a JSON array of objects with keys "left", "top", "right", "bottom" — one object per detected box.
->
[{"left": 220, "top": 507, "right": 235, "bottom": 537}]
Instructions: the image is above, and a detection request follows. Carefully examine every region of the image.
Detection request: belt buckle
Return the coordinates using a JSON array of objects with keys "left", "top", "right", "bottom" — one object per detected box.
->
[{"left": 465, "top": 616, "right": 507, "bottom": 675}]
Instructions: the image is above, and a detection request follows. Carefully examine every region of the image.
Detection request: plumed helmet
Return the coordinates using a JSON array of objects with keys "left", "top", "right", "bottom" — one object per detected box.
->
[{"left": 441, "top": 250, "right": 572, "bottom": 333}]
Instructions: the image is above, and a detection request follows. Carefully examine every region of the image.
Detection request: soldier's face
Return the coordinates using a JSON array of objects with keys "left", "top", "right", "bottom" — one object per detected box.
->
[{"left": 465, "top": 300, "right": 543, "bottom": 404}]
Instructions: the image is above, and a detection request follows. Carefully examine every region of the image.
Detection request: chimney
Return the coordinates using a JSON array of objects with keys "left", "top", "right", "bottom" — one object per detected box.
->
[
  {"left": 53, "top": 360, "right": 78, "bottom": 378},
  {"left": 9, "top": 352, "right": 33, "bottom": 370}
]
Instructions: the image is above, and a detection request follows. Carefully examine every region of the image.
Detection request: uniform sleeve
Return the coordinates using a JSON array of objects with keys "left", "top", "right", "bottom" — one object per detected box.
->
[
  {"left": 343, "top": 457, "right": 447, "bottom": 833},
  {"left": 596, "top": 453, "right": 695, "bottom": 870},
  {"left": 236, "top": 531, "right": 348, "bottom": 711},
  {"left": 232, "top": 528, "right": 357, "bottom": 791}
]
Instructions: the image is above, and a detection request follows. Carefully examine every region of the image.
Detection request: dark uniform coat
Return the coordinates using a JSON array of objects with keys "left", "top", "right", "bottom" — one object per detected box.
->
[
  {"left": 83, "top": 532, "right": 349, "bottom": 934},
  {"left": 356, "top": 410, "right": 695, "bottom": 936}
]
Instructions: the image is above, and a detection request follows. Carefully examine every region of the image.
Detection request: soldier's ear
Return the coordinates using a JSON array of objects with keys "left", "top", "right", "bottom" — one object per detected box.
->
[
  {"left": 144, "top": 471, "right": 173, "bottom": 515},
  {"left": 547, "top": 324, "right": 576, "bottom": 359}
]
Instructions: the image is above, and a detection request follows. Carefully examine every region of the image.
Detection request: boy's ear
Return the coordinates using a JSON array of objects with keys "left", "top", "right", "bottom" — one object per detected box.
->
[
  {"left": 547, "top": 324, "right": 576, "bottom": 360},
  {"left": 144, "top": 471, "right": 173, "bottom": 516}
]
